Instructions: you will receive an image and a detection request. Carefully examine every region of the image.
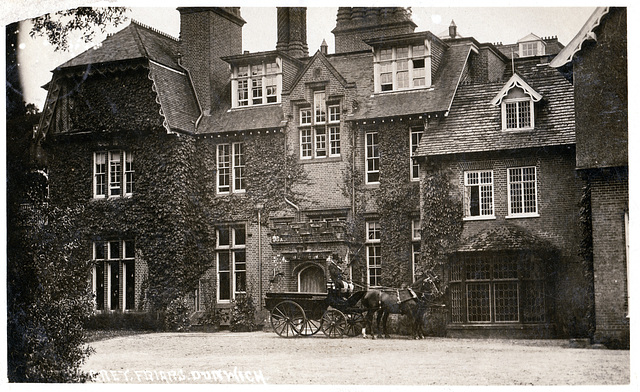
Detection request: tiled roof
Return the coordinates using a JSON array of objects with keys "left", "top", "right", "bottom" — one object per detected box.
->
[
  {"left": 415, "top": 59, "right": 575, "bottom": 157},
  {"left": 58, "top": 20, "right": 179, "bottom": 70},
  {"left": 457, "top": 224, "right": 556, "bottom": 253},
  {"left": 197, "top": 104, "right": 286, "bottom": 134},
  {"left": 330, "top": 43, "right": 473, "bottom": 120},
  {"left": 49, "top": 21, "right": 200, "bottom": 135},
  {"left": 148, "top": 62, "right": 199, "bottom": 134}
]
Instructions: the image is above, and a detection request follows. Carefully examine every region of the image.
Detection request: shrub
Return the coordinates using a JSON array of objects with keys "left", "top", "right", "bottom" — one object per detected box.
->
[
  {"left": 85, "top": 312, "right": 162, "bottom": 331},
  {"left": 229, "top": 293, "right": 257, "bottom": 332},
  {"left": 164, "top": 296, "right": 191, "bottom": 332},
  {"left": 7, "top": 205, "right": 94, "bottom": 382}
]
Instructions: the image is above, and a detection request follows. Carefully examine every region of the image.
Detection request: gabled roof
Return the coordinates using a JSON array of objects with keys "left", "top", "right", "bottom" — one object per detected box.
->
[
  {"left": 58, "top": 20, "right": 179, "bottom": 71},
  {"left": 549, "top": 7, "right": 609, "bottom": 68},
  {"left": 415, "top": 59, "right": 575, "bottom": 157},
  {"left": 286, "top": 50, "right": 353, "bottom": 94},
  {"left": 489, "top": 73, "right": 543, "bottom": 106},
  {"left": 331, "top": 42, "right": 474, "bottom": 121},
  {"left": 457, "top": 224, "right": 556, "bottom": 253},
  {"left": 518, "top": 33, "right": 544, "bottom": 43}
]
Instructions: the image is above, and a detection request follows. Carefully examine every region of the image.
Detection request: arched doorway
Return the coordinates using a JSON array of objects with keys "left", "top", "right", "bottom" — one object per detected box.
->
[{"left": 298, "top": 264, "right": 326, "bottom": 293}]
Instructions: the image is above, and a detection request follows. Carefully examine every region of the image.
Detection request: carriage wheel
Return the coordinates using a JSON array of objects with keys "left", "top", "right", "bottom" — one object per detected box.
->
[
  {"left": 345, "top": 312, "right": 365, "bottom": 337},
  {"left": 300, "top": 317, "right": 323, "bottom": 336},
  {"left": 270, "top": 300, "right": 305, "bottom": 338},
  {"left": 321, "top": 309, "right": 347, "bottom": 338}
]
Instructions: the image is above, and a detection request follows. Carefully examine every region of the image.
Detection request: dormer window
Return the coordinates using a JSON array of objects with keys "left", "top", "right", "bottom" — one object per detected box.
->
[
  {"left": 374, "top": 41, "right": 431, "bottom": 93},
  {"left": 231, "top": 59, "right": 282, "bottom": 108},
  {"left": 518, "top": 34, "right": 546, "bottom": 57},
  {"left": 490, "top": 74, "right": 542, "bottom": 131}
]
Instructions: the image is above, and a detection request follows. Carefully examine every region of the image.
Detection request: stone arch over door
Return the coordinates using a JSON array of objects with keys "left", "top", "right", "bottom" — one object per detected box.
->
[{"left": 298, "top": 264, "right": 326, "bottom": 293}]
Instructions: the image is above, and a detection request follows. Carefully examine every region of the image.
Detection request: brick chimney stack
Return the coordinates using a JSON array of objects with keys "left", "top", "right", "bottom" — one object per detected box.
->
[
  {"left": 178, "top": 7, "right": 246, "bottom": 114},
  {"left": 332, "top": 7, "right": 416, "bottom": 54},
  {"left": 276, "top": 7, "right": 309, "bottom": 58}
]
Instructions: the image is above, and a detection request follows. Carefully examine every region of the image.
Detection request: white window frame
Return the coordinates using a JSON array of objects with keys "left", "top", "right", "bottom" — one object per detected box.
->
[
  {"left": 231, "top": 59, "right": 282, "bottom": 108},
  {"left": 411, "top": 219, "right": 421, "bottom": 283},
  {"left": 366, "top": 221, "right": 381, "bottom": 288},
  {"left": 329, "top": 126, "right": 341, "bottom": 157},
  {"left": 92, "top": 239, "right": 135, "bottom": 311},
  {"left": 502, "top": 98, "right": 534, "bottom": 131},
  {"left": 410, "top": 127, "right": 424, "bottom": 181},
  {"left": 365, "top": 131, "right": 380, "bottom": 184},
  {"left": 507, "top": 166, "right": 539, "bottom": 218},
  {"left": 93, "top": 150, "right": 133, "bottom": 199},
  {"left": 216, "top": 225, "right": 247, "bottom": 303},
  {"left": 299, "top": 94, "right": 341, "bottom": 160},
  {"left": 519, "top": 41, "right": 545, "bottom": 57},
  {"left": 374, "top": 41, "right": 431, "bottom": 93},
  {"left": 463, "top": 170, "right": 495, "bottom": 220},
  {"left": 217, "top": 143, "right": 245, "bottom": 194}
]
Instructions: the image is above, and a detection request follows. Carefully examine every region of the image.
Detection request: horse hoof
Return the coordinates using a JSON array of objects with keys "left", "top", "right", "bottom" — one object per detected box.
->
[{"left": 372, "top": 336, "right": 377, "bottom": 340}]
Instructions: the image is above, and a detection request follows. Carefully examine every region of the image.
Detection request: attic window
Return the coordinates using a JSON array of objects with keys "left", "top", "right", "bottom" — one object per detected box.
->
[
  {"left": 490, "top": 74, "right": 542, "bottom": 131},
  {"left": 518, "top": 34, "right": 546, "bottom": 57},
  {"left": 231, "top": 59, "right": 282, "bottom": 108},
  {"left": 374, "top": 41, "right": 431, "bottom": 93}
]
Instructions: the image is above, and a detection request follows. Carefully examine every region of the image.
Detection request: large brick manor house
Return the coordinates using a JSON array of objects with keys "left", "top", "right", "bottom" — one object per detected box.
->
[{"left": 32, "top": 7, "right": 628, "bottom": 343}]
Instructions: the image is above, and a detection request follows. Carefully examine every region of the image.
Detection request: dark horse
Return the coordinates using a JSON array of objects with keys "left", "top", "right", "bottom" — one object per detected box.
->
[{"left": 360, "top": 276, "right": 445, "bottom": 339}]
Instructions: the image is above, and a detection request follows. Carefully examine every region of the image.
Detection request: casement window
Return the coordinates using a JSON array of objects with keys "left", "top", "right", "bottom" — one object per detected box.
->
[
  {"left": 410, "top": 128, "right": 424, "bottom": 181},
  {"left": 507, "top": 167, "right": 538, "bottom": 217},
  {"left": 299, "top": 92, "right": 341, "bottom": 160},
  {"left": 491, "top": 74, "right": 541, "bottom": 131},
  {"left": 519, "top": 41, "right": 545, "bottom": 57},
  {"left": 217, "top": 142, "right": 245, "bottom": 194},
  {"left": 411, "top": 219, "right": 421, "bottom": 282},
  {"left": 365, "top": 131, "right": 380, "bottom": 184},
  {"left": 92, "top": 240, "right": 135, "bottom": 311},
  {"left": 94, "top": 150, "right": 133, "bottom": 199},
  {"left": 449, "top": 253, "right": 547, "bottom": 324},
  {"left": 503, "top": 98, "right": 534, "bottom": 130},
  {"left": 375, "top": 43, "right": 430, "bottom": 93},
  {"left": 216, "top": 225, "right": 246, "bottom": 302},
  {"left": 232, "top": 60, "right": 281, "bottom": 108},
  {"left": 366, "top": 221, "right": 381, "bottom": 287},
  {"left": 464, "top": 170, "right": 494, "bottom": 219}
]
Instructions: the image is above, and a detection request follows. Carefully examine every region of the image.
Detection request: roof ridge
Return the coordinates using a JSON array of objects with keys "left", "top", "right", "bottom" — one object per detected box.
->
[{"left": 130, "top": 19, "right": 179, "bottom": 42}]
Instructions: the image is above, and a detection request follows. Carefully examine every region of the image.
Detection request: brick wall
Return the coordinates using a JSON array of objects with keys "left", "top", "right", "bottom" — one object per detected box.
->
[
  {"left": 179, "top": 8, "right": 244, "bottom": 112},
  {"left": 573, "top": 8, "right": 627, "bottom": 169},
  {"left": 427, "top": 146, "right": 590, "bottom": 336},
  {"left": 589, "top": 169, "right": 629, "bottom": 345}
]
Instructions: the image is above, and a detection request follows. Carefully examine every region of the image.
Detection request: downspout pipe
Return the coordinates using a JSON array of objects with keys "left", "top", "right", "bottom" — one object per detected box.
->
[{"left": 177, "top": 55, "right": 204, "bottom": 132}]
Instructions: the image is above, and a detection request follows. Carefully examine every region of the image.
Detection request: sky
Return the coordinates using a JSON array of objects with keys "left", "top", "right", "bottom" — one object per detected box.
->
[{"left": 7, "top": 2, "right": 601, "bottom": 110}]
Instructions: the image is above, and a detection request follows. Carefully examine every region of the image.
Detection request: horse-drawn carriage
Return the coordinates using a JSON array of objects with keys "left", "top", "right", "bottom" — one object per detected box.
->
[
  {"left": 264, "top": 283, "right": 368, "bottom": 338},
  {"left": 265, "top": 277, "right": 445, "bottom": 339}
]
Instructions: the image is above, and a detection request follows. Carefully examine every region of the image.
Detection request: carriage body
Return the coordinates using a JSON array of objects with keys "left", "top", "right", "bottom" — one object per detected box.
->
[{"left": 264, "top": 287, "right": 367, "bottom": 338}]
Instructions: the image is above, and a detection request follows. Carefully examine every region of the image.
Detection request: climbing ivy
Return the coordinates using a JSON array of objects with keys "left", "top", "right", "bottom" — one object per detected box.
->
[
  {"left": 419, "top": 160, "right": 463, "bottom": 286},
  {"left": 578, "top": 182, "right": 595, "bottom": 337},
  {"left": 374, "top": 122, "right": 421, "bottom": 287}
]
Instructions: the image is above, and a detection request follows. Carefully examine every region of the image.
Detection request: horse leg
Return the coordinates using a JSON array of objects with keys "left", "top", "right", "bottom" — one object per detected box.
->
[
  {"left": 381, "top": 311, "right": 390, "bottom": 339},
  {"left": 363, "top": 310, "right": 373, "bottom": 339},
  {"left": 375, "top": 309, "right": 385, "bottom": 339}
]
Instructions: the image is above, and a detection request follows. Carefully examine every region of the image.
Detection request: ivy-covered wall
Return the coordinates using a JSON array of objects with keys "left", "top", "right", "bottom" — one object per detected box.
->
[
  {"left": 46, "top": 129, "right": 216, "bottom": 310},
  {"left": 54, "top": 65, "right": 164, "bottom": 134}
]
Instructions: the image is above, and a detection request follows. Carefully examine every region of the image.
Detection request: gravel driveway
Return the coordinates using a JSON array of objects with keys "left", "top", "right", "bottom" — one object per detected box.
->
[{"left": 82, "top": 331, "right": 630, "bottom": 385}]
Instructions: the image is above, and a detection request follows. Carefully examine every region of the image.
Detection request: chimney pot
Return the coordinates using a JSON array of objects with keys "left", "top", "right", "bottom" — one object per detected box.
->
[{"left": 449, "top": 20, "right": 457, "bottom": 39}]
